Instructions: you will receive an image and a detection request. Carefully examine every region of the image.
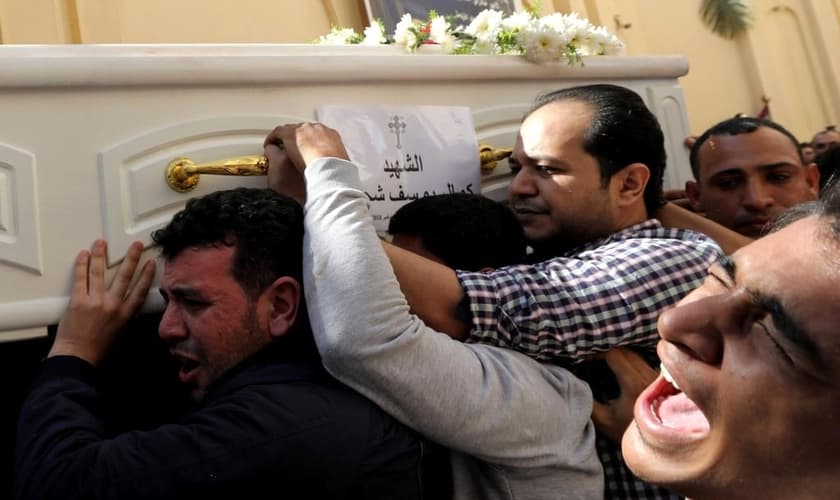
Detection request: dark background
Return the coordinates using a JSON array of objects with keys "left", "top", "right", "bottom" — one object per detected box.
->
[{"left": 1, "top": 313, "right": 190, "bottom": 499}]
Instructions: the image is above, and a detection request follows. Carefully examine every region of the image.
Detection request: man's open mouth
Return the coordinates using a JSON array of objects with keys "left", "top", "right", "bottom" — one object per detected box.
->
[
  {"left": 172, "top": 353, "right": 200, "bottom": 383},
  {"left": 654, "top": 364, "right": 710, "bottom": 434},
  {"left": 635, "top": 364, "right": 710, "bottom": 445}
]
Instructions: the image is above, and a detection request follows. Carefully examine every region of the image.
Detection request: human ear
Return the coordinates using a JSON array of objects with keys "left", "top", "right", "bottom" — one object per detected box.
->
[
  {"left": 612, "top": 163, "right": 650, "bottom": 208},
  {"left": 684, "top": 180, "right": 705, "bottom": 213},
  {"left": 804, "top": 162, "right": 820, "bottom": 195},
  {"left": 265, "top": 277, "right": 301, "bottom": 338}
]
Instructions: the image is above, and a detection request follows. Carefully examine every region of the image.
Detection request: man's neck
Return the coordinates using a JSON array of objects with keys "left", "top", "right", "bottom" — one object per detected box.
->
[{"left": 526, "top": 215, "right": 651, "bottom": 262}]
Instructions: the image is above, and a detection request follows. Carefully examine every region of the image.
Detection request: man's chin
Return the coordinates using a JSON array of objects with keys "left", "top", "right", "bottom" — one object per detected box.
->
[
  {"left": 522, "top": 228, "right": 549, "bottom": 243},
  {"left": 622, "top": 422, "right": 717, "bottom": 499},
  {"left": 189, "top": 386, "right": 208, "bottom": 403}
]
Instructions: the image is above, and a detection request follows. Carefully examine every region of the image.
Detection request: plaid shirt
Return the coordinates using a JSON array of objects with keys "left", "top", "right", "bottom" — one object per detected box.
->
[
  {"left": 456, "top": 219, "right": 721, "bottom": 361},
  {"left": 457, "top": 219, "right": 720, "bottom": 499}
]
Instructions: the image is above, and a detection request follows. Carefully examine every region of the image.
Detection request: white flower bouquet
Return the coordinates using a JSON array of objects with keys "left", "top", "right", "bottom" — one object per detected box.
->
[{"left": 315, "top": 9, "right": 624, "bottom": 65}]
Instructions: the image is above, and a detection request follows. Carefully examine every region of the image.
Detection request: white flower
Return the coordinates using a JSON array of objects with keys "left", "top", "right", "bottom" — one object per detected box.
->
[
  {"left": 362, "top": 21, "right": 387, "bottom": 45},
  {"left": 472, "top": 38, "right": 499, "bottom": 54},
  {"left": 536, "top": 12, "right": 569, "bottom": 31},
  {"left": 438, "top": 36, "right": 457, "bottom": 53},
  {"left": 517, "top": 23, "right": 568, "bottom": 64},
  {"left": 501, "top": 11, "right": 532, "bottom": 32},
  {"left": 317, "top": 27, "right": 358, "bottom": 45},
  {"left": 578, "top": 25, "right": 624, "bottom": 55},
  {"left": 394, "top": 13, "right": 419, "bottom": 52},
  {"left": 427, "top": 16, "right": 451, "bottom": 44},
  {"left": 466, "top": 9, "right": 504, "bottom": 42},
  {"left": 539, "top": 12, "right": 589, "bottom": 46},
  {"left": 314, "top": 8, "right": 622, "bottom": 64},
  {"left": 427, "top": 17, "right": 457, "bottom": 51}
]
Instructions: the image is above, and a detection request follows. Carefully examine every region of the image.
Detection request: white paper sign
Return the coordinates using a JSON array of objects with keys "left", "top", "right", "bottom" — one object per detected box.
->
[{"left": 316, "top": 105, "right": 481, "bottom": 232}]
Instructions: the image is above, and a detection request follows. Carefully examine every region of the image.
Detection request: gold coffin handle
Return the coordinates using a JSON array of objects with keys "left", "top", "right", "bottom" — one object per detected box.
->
[
  {"left": 478, "top": 144, "right": 513, "bottom": 173},
  {"left": 165, "top": 155, "right": 269, "bottom": 193},
  {"left": 165, "top": 145, "right": 512, "bottom": 193}
]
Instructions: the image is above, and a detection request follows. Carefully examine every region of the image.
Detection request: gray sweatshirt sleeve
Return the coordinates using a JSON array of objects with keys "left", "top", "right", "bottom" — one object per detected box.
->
[{"left": 302, "top": 157, "right": 597, "bottom": 468}]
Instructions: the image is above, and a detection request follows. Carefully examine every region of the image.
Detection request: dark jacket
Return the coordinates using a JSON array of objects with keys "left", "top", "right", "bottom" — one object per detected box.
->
[{"left": 15, "top": 351, "right": 423, "bottom": 500}]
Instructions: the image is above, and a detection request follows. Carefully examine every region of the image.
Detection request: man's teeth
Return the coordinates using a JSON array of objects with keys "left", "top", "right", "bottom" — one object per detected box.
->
[{"left": 661, "top": 364, "right": 681, "bottom": 390}]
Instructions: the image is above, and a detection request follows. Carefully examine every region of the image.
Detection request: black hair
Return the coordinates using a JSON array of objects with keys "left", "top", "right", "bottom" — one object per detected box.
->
[
  {"left": 770, "top": 180, "right": 840, "bottom": 241},
  {"left": 526, "top": 84, "right": 667, "bottom": 215},
  {"left": 814, "top": 125, "right": 839, "bottom": 138},
  {"left": 152, "top": 187, "right": 304, "bottom": 297},
  {"left": 388, "top": 193, "right": 527, "bottom": 270},
  {"left": 689, "top": 117, "right": 803, "bottom": 179},
  {"left": 152, "top": 188, "right": 314, "bottom": 359},
  {"left": 815, "top": 144, "right": 840, "bottom": 191}
]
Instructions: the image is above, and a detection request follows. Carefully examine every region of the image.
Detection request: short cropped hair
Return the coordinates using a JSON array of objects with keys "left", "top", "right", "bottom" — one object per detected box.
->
[
  {"left": 388, "top": 193, "right": 527, "bottom": 271},
  {"left": 152, "top": 187, "right": 304, "bottom": 298},
  {"left": 526, "top": 84, "right": 667, "bottom": 215},
  {"left": 689, "top": 117, "right": 803, "bottom": 179},
  {"left": 770, "top": 180, "right": 840, "bottom": 242}
]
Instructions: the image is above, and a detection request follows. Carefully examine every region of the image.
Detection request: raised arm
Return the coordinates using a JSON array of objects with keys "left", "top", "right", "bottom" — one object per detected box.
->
[
  {"left": 655, "top": 201, "right": 752, "bottom": 254},
  {"left": 382, "top": 242, "right": 469, "bottom": 339},
  {"left": 266, "top": 123, "right": 598, "bottom": 468},
  {"left": 265, "top": 123, "right": 470, "bottom": 340}
]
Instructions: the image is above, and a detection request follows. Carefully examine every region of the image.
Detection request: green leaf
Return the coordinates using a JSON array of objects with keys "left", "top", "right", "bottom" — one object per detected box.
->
[{"left": 699, "top": 0, "right": 752, "bottom": 39}]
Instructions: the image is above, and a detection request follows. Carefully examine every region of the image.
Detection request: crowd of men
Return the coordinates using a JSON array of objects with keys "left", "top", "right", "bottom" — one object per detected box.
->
[{"left": 13, "top": 84, "right": 840, "bottom": 499}]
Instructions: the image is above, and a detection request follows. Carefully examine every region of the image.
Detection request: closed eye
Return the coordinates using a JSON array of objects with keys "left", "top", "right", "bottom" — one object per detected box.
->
[
  {"left": 711, "top": 175, "right": 742, "bottom": 191},
  {"left": 756, "top": 319, "right": 795, "bottom": 366},
  {"left": 181, "top": 297, "right": 210, "bottom": 309},
  {"left": 766, "top": 172, "right": 792, "bottom": 184}
]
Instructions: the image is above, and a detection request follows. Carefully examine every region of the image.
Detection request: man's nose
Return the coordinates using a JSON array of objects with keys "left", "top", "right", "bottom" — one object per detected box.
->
[
  {"left": 742, "top": 179, "right": 774, "bottom": 210},
  {"left": 158, "top": 304, "right": 186, "bottom": 342},
  {"left": 657, "top": 293, "right": 726, "bottom": 365},
  {"left": 508, "top": 167, "right": 537, "bottom": 198}
]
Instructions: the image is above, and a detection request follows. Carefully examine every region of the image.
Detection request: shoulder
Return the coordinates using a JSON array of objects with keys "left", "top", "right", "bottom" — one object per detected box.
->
[
  {"left": 593, "top": 221, "right": 722, "bottom": 260},
  {"left": 222, "top": 365, "right": 415, "bottom": 436}
]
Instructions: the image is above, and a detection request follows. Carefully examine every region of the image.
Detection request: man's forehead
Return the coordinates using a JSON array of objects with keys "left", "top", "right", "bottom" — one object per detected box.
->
[
  {"left": 736, "top": 216, "right": 822, "bottom": 289},
  {"left": 522, "top": 100, "right": 592, "bottom": 130},
  {"left": 161, "top": 246, "right": 234, "bottom": 281},
  {"left": 698, "top": 128, "right": 800, "bottom": 176},
  {"left": 518, "top": 101, "right": 593, "bottom": 154},
  {"left": 814, "top": 130, "right": 840, "bottom": 143}
]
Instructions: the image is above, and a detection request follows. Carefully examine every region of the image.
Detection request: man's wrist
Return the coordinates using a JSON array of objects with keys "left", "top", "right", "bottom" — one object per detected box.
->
[{"left": 47, "top": 340, "right": 102, "bottom": 366}]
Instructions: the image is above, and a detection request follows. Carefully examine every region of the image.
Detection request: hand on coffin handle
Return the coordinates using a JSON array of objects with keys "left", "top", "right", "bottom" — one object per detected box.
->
[
  {"left": 265, "top": 143, "right": 306, "bottom": 206},
  {"left": 264, "top": 122, "right": 350, "bottom": 173}
]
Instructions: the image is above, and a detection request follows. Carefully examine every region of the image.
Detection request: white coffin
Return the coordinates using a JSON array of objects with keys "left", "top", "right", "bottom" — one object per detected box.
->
[{"left": 0, "top": 44, "right": 692, "bottom": 340}]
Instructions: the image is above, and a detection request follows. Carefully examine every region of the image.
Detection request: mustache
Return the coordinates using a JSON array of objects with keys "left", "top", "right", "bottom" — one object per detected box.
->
[
  {"left": 734, "top": 215, "right": 771, "bottom": 226},
  {"left": 169, "top": 342, "right": 204, "bottom": 363},
  {"left": 510, "top": 200, "right": 547, "bottom": 213}
]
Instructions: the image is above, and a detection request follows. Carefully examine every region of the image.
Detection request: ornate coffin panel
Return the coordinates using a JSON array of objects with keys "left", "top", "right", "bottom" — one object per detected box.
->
[{"left": 0, "top": 143, "right": 41, "bottom": 274}]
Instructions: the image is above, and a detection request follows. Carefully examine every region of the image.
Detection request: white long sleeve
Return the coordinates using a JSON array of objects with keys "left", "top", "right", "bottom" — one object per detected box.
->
[{"left": 302, "top": 157, "right": 602, "bottom": 499}]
